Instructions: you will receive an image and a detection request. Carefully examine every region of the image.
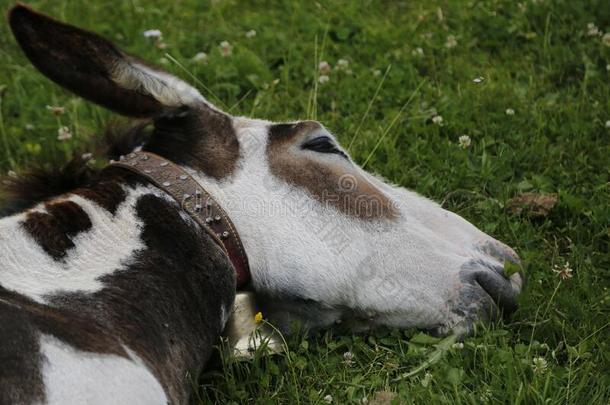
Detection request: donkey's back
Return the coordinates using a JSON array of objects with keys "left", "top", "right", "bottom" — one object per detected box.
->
[{"left": 0, "top": 170, "right": 235, "bottom": 404}]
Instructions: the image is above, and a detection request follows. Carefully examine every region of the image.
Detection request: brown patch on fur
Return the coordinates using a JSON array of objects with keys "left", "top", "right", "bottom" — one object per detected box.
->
[
  {"left": 0, "top": 287, "right": 128, "bottom": 357},
  {"left": 72, "top": 179, "right": 127, "bottom": 215},
  {"left": 267, "top": 121, "right": 398, "bottom": 220},
  {"left": 21, "top": 201, "right": 92, "bottom": 260},
  {"left": 0, "top": 296, "right": 45, "bottom": 404},
  {"left": 8, "top": 5, "right": 163, "bottom": 117},
  {"left": 145, "top": 105, "right": 239, "bottom": 179},
  {"left": 45, "top": 201, "right": 92, "bottom": 231}
]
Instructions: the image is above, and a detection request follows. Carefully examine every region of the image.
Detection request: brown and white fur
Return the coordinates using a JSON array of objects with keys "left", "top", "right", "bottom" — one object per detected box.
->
[{"left": 1, "top": 5, "right": 523, "bottom": 404}]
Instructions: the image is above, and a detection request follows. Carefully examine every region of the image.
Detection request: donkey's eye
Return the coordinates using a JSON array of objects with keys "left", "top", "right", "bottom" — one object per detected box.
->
[{"left": 302, "top": 136, "right": 347, "bottom": 158}]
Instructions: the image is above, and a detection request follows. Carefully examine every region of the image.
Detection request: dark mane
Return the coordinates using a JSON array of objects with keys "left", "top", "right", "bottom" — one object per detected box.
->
[{"left": 0, "top": 121, "right": 152, "bottom": 217}]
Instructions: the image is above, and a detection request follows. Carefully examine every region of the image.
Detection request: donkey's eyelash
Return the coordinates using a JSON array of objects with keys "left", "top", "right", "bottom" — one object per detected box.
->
[{"left": 302, "top": 136, "right": 348, "bottom": 158}]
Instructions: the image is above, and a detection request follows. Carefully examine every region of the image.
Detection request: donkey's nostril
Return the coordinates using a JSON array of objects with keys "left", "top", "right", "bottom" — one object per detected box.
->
[{"left": 474, "top": 267, "right": 521, "bottom": 314}]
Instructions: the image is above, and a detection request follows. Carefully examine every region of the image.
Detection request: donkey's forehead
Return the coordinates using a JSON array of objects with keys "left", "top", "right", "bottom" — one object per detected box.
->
[
  {"left": 232, "top": 117, "right": 332, "bottom": 143},
  {"left": 233, "top": 116, "right": 272, "bottom": 138}
]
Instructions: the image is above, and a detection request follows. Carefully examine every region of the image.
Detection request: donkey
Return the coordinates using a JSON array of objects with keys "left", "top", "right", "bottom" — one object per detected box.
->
[{"left": 1, "top": 4, "right": 523, "bottom": 404}]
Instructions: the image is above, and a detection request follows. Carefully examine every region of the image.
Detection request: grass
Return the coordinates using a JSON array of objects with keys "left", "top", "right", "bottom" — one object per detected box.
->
[{"left": 1, "top": 0, "right": 609, "bottom": 403}]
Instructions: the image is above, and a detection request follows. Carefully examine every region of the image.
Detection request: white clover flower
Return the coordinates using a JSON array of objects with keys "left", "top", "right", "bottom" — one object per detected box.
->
[
  {"left": 606, "top": 64, "right": 610, "bottom": 71},
  {"left": 25, "top": 123, "right": 35, "bottom": 131},
  {"left": 473, "top": 76, "right": 484, "bottom": 84},
  {"left": 605, "top": 120, "right": 610, "bottom": 128},
  {"left": 506, "top": 108, "right": 515, "bottom": 116},
  {"left": 81, "top": 152, "right": 93, "bottom": 161},
  {"left": 479, "top": 388, "right": 493, "bottom": 402},
  {"left": 57, "top": 126, "right": 72, "bottom": 141},
  {"left": 219, "top": 41, "right": 233, "bottom": 57},
  {"left": 372, "top": 69, "right": 382, "bottom": 77},
  {"left": 323, "top": 394, "right": 333, "bottom": 403},
  {"left": 458, "top": 135, "right": 471, "bottom": 149},
  {"left": 445, "top": 35, "right": 457, "bottom": 49},
  {"left": 553, "top": 262, "right": 573, "bottom": 280},
  {"left": 343, "top": 351, "right": 354, "bottom": 365},
  {"left": 337, "top": 59, "right": 349, "bottom": 69},
  {"left": 7, "top": 170, "right": 17, "bottom": 178},
  {"left": 524, "top": 32, "right": 537, "bottom": 40},
  {"left": 192, "top": 52, "right": 208, "bottom": 63},
  {"left": 532, "top": 357, "right": 548, "bottom": 373},
  {"left": 432, "top": 115, "right": 444, "bottom": 125},
  {"left": 143, "top": 29, "right": 162, "bottom": 39},
  {"left": 452, "top": 342, "right": 465, "bottom": 349},
  {"left": 318, "top": 74, "right": 330, "bottom": 84},
  {"left": 245, "top": 29, "right": 257, "bottom": 38},
  {"left": 318, "top": 61, "right": 331, "bottom": 74},
  {"left": 602, "top": 33, "right": 610, "bottom": 47},
  {"left": 411, "top": 47, "right": 424, "bottom": 56},
  {"left": 46, "top": 105, "right": 65, "bottom": 116},
  {"left": 586, "top": 23, "right": 600, "bottom": 37}
]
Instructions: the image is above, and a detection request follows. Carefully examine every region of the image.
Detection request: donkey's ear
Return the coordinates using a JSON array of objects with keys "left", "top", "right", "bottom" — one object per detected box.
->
[{"left": 8, "top": 4, "right": 204, "bottom": 117}]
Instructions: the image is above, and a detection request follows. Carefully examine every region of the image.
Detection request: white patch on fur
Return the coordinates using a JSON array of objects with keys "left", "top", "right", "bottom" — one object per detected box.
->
[
  {"left": 188, "top": 117, "right": 522, "bottom": 332},
  {"left": 40, "top": 334, "right": 167, "bottom": 405},
  {"left": 0, "top": 186, "right": 158, "bottom": 304}
]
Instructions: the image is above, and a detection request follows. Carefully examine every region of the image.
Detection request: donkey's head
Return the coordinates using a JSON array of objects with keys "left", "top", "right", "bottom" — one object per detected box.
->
[{"left": 9, "top": 5, "right": 522, "bottom": 335}]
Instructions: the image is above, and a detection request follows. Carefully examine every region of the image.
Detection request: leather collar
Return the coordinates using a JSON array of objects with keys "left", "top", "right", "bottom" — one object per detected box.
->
[{"left": 108, "top": 151, "right": 250, "bottom": 288}]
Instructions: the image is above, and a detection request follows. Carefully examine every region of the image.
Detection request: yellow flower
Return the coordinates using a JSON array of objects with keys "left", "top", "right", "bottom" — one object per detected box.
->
[{"left": 254, "top": 312, "right": 263, "bottom": 324}]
